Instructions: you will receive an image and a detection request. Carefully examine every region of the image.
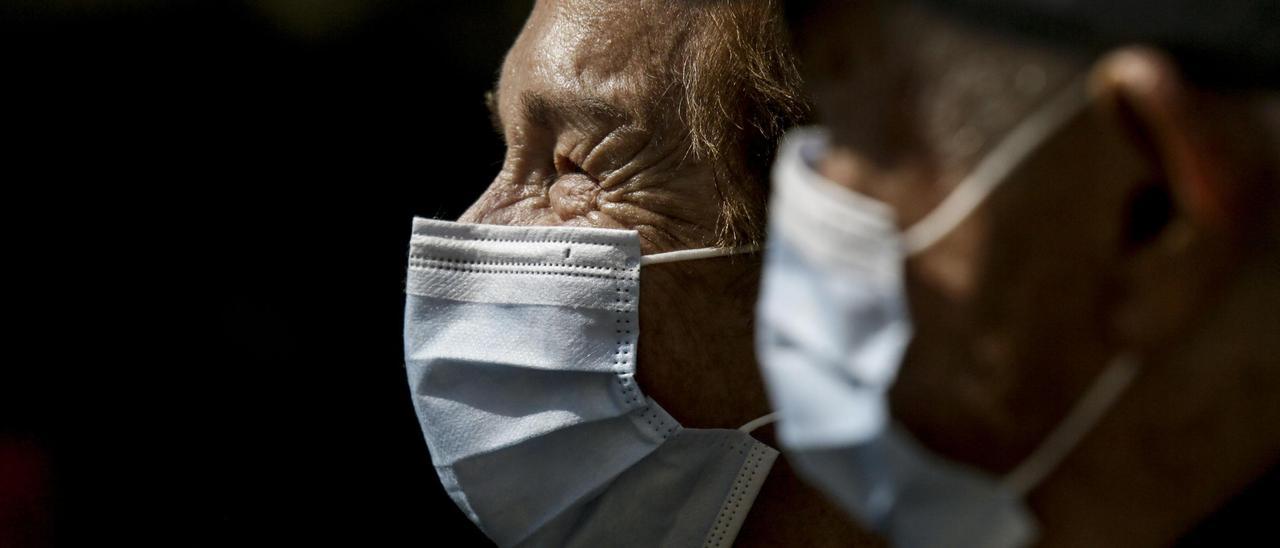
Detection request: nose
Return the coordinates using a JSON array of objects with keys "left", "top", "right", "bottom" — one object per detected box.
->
[{"left": 548, "top": 163, "right": 601, "bottom": 221}]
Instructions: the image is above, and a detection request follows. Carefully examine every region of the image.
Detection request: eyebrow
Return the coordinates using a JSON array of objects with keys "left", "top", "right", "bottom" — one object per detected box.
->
[
  {"left": 485, "top": 87, "right": 629, "bottom": 134},
  {"left": 484, "top": 88, "right": 503, "bottom": 137}
]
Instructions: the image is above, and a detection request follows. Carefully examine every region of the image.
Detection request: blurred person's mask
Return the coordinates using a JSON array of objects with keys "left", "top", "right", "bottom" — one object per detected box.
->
[
  {"left": 755, "top": 83, "right": 1141, "bottom": 548},
  {"left": 403, "top": 217, "right": 775, "bottom": 548}
]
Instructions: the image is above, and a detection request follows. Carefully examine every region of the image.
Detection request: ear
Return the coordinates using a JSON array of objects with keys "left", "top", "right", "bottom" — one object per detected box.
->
[
  {"left": 1086, "top": 47, "right": 1249, "bottom": 350},
  {"left": 1088, "top": 47, "right": 1255, "bottom": 236}
]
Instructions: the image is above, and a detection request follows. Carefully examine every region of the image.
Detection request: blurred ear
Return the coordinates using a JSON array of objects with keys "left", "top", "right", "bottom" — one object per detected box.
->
[
  {"left": 1087, "top": 47, "right": 1253, "bottom": 350},
  {"left": 1088, "top": 47, "right": 1264, "bottom": 237}
]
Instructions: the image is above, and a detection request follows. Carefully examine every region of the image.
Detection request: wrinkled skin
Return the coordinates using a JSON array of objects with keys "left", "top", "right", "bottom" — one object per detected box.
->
[
  {"left": 459, "top": 0, "right": 872, "bottom": 545},
  {"left": 462, "top": 1, "right": 721, "bottom": 250},
  {"left": 462, "top": 0, "right": 757, "bottom": 435},
  {"left": 791, "top": 2, "right": 1280, "bottom": 546}
]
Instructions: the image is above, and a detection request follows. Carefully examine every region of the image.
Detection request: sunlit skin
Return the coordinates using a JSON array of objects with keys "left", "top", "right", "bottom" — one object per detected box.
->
[
  {"left": 458, "top": 0, "right": 873, "bottom": 545},
  {"left": 792, "top": 2, "right": 1280, "bottom": 545}
]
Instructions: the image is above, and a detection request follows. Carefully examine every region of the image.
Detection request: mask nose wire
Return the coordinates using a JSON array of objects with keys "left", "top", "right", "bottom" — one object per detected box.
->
[
  {"left": 638, "top": 243, "right": 762, "bottom": 266},
  {"left": 901, "top": 78, "right": 1090, "bottom": 256}
]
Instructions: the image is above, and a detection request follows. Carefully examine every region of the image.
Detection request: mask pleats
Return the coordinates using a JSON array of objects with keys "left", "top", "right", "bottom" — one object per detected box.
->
[
  {"left": 406, "top": 296, "right": 633, "bottom": 375},
  {"left": 444, "top": 405, "right": 677, "bottom": 546},
  {"left": 519, "top": 430, "right": 776, "bottom": 548},
  {"left": 404, "top": 218, "right": 776, "bottom": 548}
]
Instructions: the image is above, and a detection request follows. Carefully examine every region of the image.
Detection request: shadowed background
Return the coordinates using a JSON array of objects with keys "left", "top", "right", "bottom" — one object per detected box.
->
[{"left": 4, "top": 1, "right": 528, "bottom": 546}]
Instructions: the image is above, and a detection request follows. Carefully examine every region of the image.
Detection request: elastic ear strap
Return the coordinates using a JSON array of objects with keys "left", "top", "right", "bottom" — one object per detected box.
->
[
  {"left": 1001, "top": 353, "right": 1141, "bottom": 496},
  {"left": 902, "top": 78, "right": 1090, "bottom": 255},
  {"left": 638, "top": 244, "right": 762, "bottom": 266},
  {"left": 738, "top": 412, "right": 779, "bottom": 434}
]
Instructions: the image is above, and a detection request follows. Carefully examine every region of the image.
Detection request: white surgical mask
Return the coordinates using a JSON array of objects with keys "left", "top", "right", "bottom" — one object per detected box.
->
[
  {"left": 403, "top": 218, "right": 774, "bottom": 548},
  {"left": 755, "top": 82, "right": 1142, "bottom": 548}
]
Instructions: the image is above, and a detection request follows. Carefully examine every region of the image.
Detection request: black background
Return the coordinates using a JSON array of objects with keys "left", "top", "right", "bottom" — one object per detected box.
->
[{"left": 5, "top": 1, "right": 528, "bottom": 545}]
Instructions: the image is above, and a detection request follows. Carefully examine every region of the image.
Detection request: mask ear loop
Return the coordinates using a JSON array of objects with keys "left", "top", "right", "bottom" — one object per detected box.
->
[
  {"left": 1000, "top": 353, "right": 1142, "bottom": 496},
  {"left": 636, "top": 242, "right": 773, "bottom": 433},
  {"left": 738, "top": 412, "right": 779, "bottom": 434},
  {"left": 902, "top": 78, "right": 1091, "bottom": 256},
  {"left": 638, "top": 244, "right": 762, "bottom": 266}
]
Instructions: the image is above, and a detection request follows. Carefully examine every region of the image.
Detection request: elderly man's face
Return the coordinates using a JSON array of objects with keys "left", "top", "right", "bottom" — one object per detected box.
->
[
  {"left": 454, "top": 0, "right": 778, "bottom": 436},
  {"left": 449, "top": 2, "right": 882, "bottom": 543},
  {"left": 459, "top": 0, "right": 723, "bottom": 254}
]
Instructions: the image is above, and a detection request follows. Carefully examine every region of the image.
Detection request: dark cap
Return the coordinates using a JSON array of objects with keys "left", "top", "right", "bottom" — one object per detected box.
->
[{"left": 787, "top": 0, "right": 1280, "bottom": 89}]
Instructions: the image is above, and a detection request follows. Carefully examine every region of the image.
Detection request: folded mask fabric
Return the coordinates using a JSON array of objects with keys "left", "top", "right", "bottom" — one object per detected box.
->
[{"left": 403, "top": 217, "right": 777, "bottom": 548}]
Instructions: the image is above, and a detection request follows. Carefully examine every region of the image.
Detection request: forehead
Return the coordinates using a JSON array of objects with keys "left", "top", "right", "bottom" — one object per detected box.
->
[
  {"left": 497, "top": 0, "right": 698, "bottom": 119},
  {"left": 794, "top": 2, "right": 1083, "bottom": 180}
]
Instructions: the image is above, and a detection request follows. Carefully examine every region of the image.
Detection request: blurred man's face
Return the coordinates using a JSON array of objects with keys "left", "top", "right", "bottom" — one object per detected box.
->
[
  {"left": 785, "top": 2, "right": 1280, "bottom": 545},
  {"left": 790, "top": 2, "right": 1148, "bottom": 470}
]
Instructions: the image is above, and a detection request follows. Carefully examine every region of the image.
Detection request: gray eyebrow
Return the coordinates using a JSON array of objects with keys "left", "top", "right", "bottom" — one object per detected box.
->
[
  {"left": 484, "top": 88, "right": 503, "bottom": 136},
  {"left": 517, "top": 91, "right": 630, "bottom": 128}
]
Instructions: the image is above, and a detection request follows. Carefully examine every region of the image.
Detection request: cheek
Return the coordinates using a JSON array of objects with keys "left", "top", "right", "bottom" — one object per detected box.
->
[
  {"left": 909, "top": 213, "right": 989, "bottom": 302},
  {"left": 900, "top": 219, "right": 995, "bottom": 396},
  {"left": 457, "top": 136, "right": 723, "bottom": 250},
  {"left": 458, "top": 167, "right": 619, "bottom": 229},
  {"left": 457, "top": 169, "right": 553, "bottom": 226}
]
